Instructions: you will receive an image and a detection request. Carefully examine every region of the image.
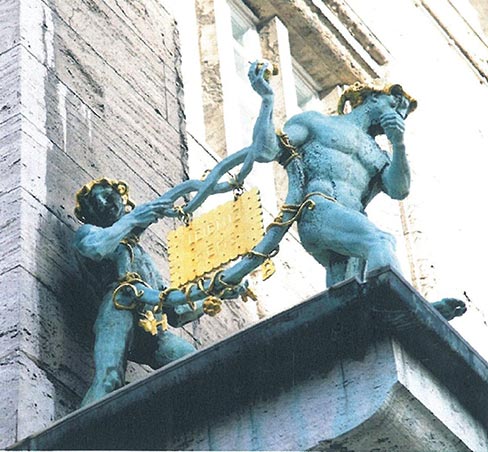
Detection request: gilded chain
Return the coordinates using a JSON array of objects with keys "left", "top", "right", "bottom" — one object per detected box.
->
[
  {"left": 277, "top": 130, "right": 301, "bottom": 168},
  {"left": 266, "top": 192, "right": 336, "bottom": 232},
  {"left": 119, "top": 234, "right": 140, "bottom": 263},
  {"left": 112, "top": 272, "right": 149, "bottom": 311},
  {"left": 174, "top": 205, "right": 192, "bottom": 226}
]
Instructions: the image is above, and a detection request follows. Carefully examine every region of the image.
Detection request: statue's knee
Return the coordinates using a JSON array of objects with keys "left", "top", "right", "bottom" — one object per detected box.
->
[
  {"left": 373, "top": 231, "right": 396, "bottom": 250},
  {"left": 101, "top": 367, "right": 124, "bottom": 393},
  {"left": 154, "top": 332, "right": 196, "bottom": 367}
]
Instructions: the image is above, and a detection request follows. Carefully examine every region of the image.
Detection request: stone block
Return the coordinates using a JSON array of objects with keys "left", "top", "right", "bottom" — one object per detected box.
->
[
  {"left": 0, "top": 189, "right": 22, "bottom": 277},
  {"left": 163, "top": 62, "right": 183, "bottom": 100},
  {"left": 103, "top": 0, "right": 178, "bottom": 63},
  {"left": 20, "top": 119, "right": 89, "bottom": 228},
  {"left": 36, "top": 0, "right": 169, "bottom": 112},
  {"left": 0, "top": 268, "right": 22, "bottom": 360},
  {"left": 0, "top": 115, "right": 22, "bottom": 198},
  {"left": 0, "top": 46, "right": 21, "bottom": 126},
  {"left": 16, "top": 351, "right": 80, "bottom": 445},
  {"left": 0, "top": 0, "right": 20, "bottom": 55},
  {"left": 21, "top": 0, "right": 187, "bottom": 172},
  {"left": 125, "top": 361, "right": 152, "bottom": 385},
  {"left": 0, "top": 351, "right": 82, "bottom": 449},
  {"left": 16, "top": 191, "right": 76, "bottom": 294},
  {"left": 165, "top": 90, "right": 183, "bottom": 133},
  {"left": 16, "top": 266, "right": 93, "bottom": 396},
  {"left": 0, "top": 352, "right": 20, "bottom": 449},
  {"left": 17, "top": 40, "right": 184, "bottom": 194}
]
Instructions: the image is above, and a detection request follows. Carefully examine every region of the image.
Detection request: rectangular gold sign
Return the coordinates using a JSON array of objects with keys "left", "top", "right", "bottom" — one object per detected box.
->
[{"left": 168, "top": 188, "right": 264, "bottom": 287}]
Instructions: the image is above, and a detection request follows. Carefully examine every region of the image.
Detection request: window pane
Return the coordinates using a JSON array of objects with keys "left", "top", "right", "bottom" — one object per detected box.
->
[{"left": 293, "top": 59, "right": 322, "bottom": 112}]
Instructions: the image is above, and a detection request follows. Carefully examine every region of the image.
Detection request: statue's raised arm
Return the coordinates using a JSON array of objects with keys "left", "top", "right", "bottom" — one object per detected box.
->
[
  {"left": 247, "top": 61, "right": 281, "bottom": 163},
  {"left": 221, "top": 70, "right": 466, "bottom": 321}
]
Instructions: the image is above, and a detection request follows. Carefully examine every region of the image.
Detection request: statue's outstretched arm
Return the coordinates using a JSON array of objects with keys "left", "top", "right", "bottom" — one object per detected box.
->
[
  {"left": 156, "top": 147, "right": 253, "bottom": 218},
  {"left": 113, "top": 272, "right": 247, "bottom": 328},
  {"left": 380, "top": 112, "right": 411, "bottom": 200},
  {"left": 219, "top": 150, "right": 306, "bottom": 285},
  {"left": 73, "top": 197, "right": 172, "bottom": 261},
  {"left": 151, "top": 62, "right": 283, "bottom": 219},
  {"left": 209, "top": 62, "right": 312, "bottom": 285}
]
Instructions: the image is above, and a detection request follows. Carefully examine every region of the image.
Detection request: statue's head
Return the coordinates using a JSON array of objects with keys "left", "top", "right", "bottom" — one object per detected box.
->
[
  {"left": 337, "top": 81, "right": 417, "bottom": 119},
  {"left": 74, "top": 178, "right": 135, "bottom": 227}
]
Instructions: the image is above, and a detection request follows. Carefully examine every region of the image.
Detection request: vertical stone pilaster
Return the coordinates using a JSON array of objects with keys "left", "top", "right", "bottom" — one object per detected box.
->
[
  {"left": 258, "top": 16, "right": 297, "bottom": 207},
  {"left": 0, "top": 1, "right": 23, "bottom": 446},
  {"left": 0, "top": 0, "right": 190, "bottom": 447},
  {"left": 399, "top": 198, "right": 437, "bottom": 299},
  {"left": 259, "top": 16, "right": 296, "bottom": 126},
  {"left": 194, "top": 0, "right": 228, "bottom": 157}
]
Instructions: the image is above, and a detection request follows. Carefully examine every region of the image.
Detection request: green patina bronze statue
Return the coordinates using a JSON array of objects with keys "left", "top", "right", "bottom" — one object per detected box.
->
[
  {"left": 248, "top": 65, "right": 415, "bottom": 285},
  {"left": 214, "top": 62, "right": 466, "bottom": 320},
  {"left": 73, "top": 178, "right": 249, "bottom": 407},
  {"left": 74, "top": 61, "right": 466, "bottom": 406}
]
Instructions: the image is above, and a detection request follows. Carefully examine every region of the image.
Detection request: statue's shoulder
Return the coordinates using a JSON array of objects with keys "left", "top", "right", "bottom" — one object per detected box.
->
[
  {"left": 285, "top": 111, "right": 336, "bottom": 140},
  {"left": 75, "top": 223, "right": 97, "bottom": 237},
  {"left": 285, "top": 110, "right": 327, "bottom": 127},
  {"left": 73, "top": 224, "right": 100, "bottom": 248}
]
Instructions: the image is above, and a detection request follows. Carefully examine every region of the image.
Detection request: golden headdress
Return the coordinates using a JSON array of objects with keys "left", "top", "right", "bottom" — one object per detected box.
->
[
  {"left": 74, "top": 177, "right": 135, "bottom": 223},
  {"left": 337, "top": 81, "right": 417, "bottom": 115}
]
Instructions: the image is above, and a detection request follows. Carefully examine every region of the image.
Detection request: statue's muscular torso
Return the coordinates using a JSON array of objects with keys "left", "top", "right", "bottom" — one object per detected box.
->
[
  {"left": 285, "top": 111, "right": 390, "bottom": 212},
  {"left": 75, "top": 226, "right": 165, "bottom": 303}
]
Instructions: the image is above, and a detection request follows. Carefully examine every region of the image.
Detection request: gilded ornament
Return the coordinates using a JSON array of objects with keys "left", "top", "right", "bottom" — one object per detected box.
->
[
  {"left": 168, "top": 188, "right": 264, "bottom": 287},
  {"left": 202, "top": 297, "right": 223, "bottom": 316},
  {"left": 337, "top": 81, "right": 417, "bottom": 115},
  {"left": 255, "top": 60, "right": 279, "bottom": 81},
  {"left": 138, "top": 311, "right": 168, "bottom": 336}
]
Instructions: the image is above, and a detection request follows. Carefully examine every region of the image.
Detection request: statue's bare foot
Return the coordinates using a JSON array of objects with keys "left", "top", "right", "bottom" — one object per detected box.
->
[{"left": 432, "top": 298, "right": 467, "bottom": 321}]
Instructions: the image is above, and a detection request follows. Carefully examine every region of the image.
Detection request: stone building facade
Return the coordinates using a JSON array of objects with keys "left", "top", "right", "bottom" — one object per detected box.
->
[
  {"left": 170, "top": 0, "right": 488, "bottom": 360},
  {"left": 1, "top": 0, "right": 488, "bottom": 449},
  {"left": 1, "top": 0, "right": 213, "bottom": 446}
]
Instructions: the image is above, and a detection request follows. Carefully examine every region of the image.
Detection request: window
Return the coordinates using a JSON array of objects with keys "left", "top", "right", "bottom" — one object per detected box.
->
[
  {"left": 292, "top": 59, "right": 323, "bottom": 112},
  {"left": 226, "top": 0, "right": 262, "bottom": 151}
]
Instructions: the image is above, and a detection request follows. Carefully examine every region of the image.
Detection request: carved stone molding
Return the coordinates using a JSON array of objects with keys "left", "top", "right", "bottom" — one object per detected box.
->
[
  {"left": 244, "top": 0, "right": 390, "bottom": 91},
  {"left": 421, "top": 0, "right": 488, "bottom": 82}
]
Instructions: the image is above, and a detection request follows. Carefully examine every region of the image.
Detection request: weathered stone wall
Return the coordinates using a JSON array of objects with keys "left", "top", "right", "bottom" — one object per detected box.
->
[
  {"left": 0, "top": 0, "right": 251, "bottom": 447},
  {"left": 346, "top": 0, "right": 488, "bottom": 358}
]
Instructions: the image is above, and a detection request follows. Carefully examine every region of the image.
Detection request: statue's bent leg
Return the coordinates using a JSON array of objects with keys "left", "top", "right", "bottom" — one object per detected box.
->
[
  {"left": 298, "top": 198, "right": 401, "bottom": 276},
  {"left": 81, "top": 292, "right": 135, "bottom": 406},
  {"left": 153, "top": 330, "right": 196, "bottom": 369}
]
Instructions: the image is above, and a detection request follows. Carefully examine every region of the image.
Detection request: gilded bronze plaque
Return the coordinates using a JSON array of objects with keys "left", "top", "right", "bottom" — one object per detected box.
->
[{"left": 168, "top": 188, "right": 264, "bottom": 287}]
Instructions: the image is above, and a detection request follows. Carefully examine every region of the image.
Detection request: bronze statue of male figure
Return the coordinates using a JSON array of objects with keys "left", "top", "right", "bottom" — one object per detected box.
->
[
  {"left": 73, "top": 178, "right": 240, "bottom": 406},
  {"left": 245, "top": 62, "right": 465, "bottom": 320}
]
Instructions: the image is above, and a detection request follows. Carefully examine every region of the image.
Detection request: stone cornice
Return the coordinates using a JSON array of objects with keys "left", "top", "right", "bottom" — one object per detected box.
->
[
  {"left": 244, "top": 0, "right": 390, "bottom": 91},
  {"left": 420, "top": 0, "right": 488, "bottom": 82}
]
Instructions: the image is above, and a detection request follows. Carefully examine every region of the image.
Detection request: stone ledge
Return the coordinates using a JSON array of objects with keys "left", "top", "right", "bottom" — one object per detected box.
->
[
  {"left": 10, "top": 267, "right": 488, "bottom": 450},
  {"left": 244, "top": 0, "right": 387, "bottom": 89}
]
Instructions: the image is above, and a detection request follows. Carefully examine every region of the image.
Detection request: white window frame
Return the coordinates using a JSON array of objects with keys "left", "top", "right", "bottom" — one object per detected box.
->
[{"left": 292, "top": 58, "right": 323, "bottom": 113}]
